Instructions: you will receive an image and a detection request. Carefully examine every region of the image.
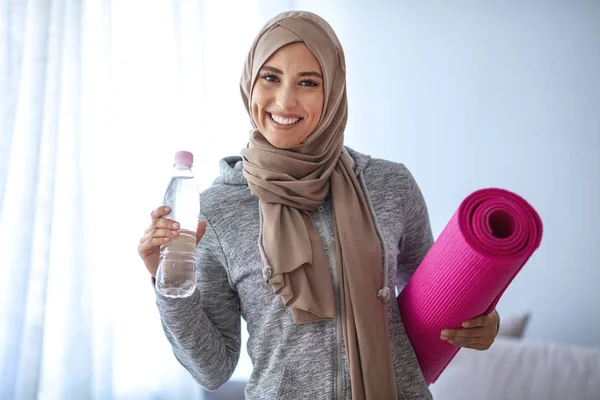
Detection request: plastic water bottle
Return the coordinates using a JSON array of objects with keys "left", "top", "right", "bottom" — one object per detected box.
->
[{"left": 155, "top": 151, "right": 200, "bottom": 298}]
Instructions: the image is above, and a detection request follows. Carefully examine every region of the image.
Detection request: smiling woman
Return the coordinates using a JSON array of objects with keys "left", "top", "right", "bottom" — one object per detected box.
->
[
  {"left": 140, "top": 10, "right": 501, "bottom": 400},
  {"left": 250, "top": 42, "right": 324, "bottom": 149}
]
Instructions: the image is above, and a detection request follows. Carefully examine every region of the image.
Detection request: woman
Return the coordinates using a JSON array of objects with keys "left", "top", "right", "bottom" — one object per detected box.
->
[{"left": 138, "top": 11, "right": 499, "bottom": 400}]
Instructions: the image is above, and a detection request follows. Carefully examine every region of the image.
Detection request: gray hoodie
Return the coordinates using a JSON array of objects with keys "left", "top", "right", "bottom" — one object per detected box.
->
[{"left": 155, "top": 147, "right": 434, "bottom": 399}]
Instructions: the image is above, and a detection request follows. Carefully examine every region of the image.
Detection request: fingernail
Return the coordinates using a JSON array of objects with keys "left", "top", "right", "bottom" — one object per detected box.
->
[
  {"left": 164, "top": 206, "right": 171, "bottom": 212},
  {"left": 172, "top": 222, "right": 179, "bottom": 229},
  {"left": 462, "top": 321, "right": 471, "bottom": 328},
  {"left": 440, "top": 330, "right": 448, "bottom": 339}
]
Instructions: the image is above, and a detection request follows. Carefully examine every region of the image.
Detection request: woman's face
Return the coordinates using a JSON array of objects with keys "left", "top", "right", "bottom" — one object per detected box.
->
[{"left": 251, "top": 42, "right": 324, "bottom": 149}]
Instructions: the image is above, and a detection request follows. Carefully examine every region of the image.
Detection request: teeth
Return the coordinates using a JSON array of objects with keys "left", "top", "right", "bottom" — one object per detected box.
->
[{"left": 271, "top": 114, "right": 300, "bottom": 125}]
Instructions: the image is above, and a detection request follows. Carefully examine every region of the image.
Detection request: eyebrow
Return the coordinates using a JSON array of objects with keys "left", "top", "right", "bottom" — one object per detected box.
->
[{"left": 261, "top": 65, "right": 322, "bottom": 79}]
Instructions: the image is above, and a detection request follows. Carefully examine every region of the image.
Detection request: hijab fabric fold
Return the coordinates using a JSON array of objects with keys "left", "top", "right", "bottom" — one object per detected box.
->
[{"left": 240, "top": 11, "right": 398, "bottom": 400}]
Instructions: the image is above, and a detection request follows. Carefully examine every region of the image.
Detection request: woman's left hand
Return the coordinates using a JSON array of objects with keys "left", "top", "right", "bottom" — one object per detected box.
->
[{"left": 440, "top": 310, "right": 499, "bottom": 351}]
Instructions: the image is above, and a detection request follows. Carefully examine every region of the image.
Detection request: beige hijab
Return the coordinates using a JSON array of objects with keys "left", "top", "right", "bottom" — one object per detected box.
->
[{"left": 240, "top": 11, "right": 397, "bottom": 400}]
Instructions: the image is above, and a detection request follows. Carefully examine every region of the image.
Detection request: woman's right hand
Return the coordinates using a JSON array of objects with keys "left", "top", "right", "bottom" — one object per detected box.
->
[{"left": 138, "top": 205, "right": 207, "bottom": 277}]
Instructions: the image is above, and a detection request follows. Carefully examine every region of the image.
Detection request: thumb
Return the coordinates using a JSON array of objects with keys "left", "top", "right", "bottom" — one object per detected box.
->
[{"left": 196, "top": 220, "right": 207, "bottom": 245}]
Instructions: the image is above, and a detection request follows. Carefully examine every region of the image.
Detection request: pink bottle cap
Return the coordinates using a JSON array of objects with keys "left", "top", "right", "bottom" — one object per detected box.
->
[{"left": 174, "top": 151, "right": 193, "bottom": 166}]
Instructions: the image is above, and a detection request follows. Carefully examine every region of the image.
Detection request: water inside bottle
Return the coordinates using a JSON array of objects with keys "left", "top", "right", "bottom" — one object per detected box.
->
[{"left": 156, "top": 228, "right": 197, "bottom": 298}]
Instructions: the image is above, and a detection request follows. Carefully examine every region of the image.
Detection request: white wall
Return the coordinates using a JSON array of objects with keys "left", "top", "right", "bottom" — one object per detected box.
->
[{"left": 293, "top": 0, "right": 600, "bottom": 347}]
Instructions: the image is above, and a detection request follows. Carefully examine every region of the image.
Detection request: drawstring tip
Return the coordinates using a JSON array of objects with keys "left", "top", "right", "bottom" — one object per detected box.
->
[
  {"left": 262, "top": 265, "right": 272, "bottom": 281},
  {"left": 378, "top": 287, "right": 390, "bottom": 301}
]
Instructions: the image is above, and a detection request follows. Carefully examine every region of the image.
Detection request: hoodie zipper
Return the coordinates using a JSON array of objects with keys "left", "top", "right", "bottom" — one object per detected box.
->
[{"left": 315, "top": 204, "right": 344, "bottom": 400}]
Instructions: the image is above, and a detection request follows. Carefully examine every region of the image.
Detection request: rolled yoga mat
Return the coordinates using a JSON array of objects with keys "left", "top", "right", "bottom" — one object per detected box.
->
[{"left": 397, "top": 188, "right": 543, "bottom": 385}]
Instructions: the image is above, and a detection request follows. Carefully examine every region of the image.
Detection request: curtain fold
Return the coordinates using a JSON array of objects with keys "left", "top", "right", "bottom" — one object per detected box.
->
[{"left": 0, "top": 0, "right": 91, "bottom": 398}]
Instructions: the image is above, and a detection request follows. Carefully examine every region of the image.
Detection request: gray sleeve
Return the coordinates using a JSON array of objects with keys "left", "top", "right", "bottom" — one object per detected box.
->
[
  {"left": 396, "top": 166, "right": 434, "bottom": 290},
  {"left": 155, "top": 212, "right": 241, "bottom": 391}
]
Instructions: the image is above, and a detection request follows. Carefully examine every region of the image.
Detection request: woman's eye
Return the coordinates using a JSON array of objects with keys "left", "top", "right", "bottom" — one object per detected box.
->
[
  {"left": 261, "top": 74, "right": 279, "bottom": 83},
  {"left": 300, "top": 80, "right": 318, "bottom": 88}
]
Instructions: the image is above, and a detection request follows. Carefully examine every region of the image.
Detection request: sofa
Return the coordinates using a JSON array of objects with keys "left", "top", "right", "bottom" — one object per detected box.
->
[{"left": 429, "top": 313, "right": 600, "bottom": 399}]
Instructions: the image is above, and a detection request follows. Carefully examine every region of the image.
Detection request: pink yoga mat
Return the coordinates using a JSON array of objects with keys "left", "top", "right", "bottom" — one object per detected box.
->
[{"left": 397, "top": 188, "right": 543, "bottom": 385}]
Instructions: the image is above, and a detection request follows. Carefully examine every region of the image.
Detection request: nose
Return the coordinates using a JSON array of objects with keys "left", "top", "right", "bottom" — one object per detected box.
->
[{"left": 276, "top": 84, "right": 297, "bottom": 110}]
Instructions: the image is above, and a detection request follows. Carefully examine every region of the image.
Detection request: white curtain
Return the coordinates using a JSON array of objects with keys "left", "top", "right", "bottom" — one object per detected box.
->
[{"left": 0, "top": 0, "right": 295, "bottom": 398}]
